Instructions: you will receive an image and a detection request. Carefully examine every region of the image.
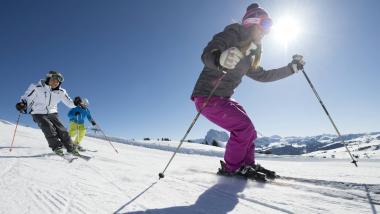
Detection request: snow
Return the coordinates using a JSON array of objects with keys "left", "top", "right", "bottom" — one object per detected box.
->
[
  {"left": 268, "top": 141, "right": 289, "bottom": 148},
  {"left": 305, "top": 140, "right": 380, "bottom": 159},
  {"left": 0, "top": 120, "right": 379, "bottom": 214},
  {"left": 87, "top": 133, "right": 227, "bottom": 158}
]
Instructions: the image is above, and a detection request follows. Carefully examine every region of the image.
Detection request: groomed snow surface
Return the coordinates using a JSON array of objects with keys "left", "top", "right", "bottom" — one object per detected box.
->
[{"left": 0, "top": 120, "right": 379, "bottom": 214}]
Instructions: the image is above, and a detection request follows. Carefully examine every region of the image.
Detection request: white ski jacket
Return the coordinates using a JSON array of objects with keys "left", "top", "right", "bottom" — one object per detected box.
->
[{"left": 20, "top": 79, "right": 75, "bottom": 114}]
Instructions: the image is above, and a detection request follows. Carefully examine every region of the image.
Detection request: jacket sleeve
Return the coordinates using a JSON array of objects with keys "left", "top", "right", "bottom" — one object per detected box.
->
[
  {"left": 86, "top": 109, "right": 94, "bottom": 122},
  {"left": 60, "top": 89, "right": 76, "bottom": 108},
  {"left": 201, "top": 26, "right": 240, "bottom": 70},
  {"left": 20, "top": 83, "right": 38, "bottom": 105},
  {"left": 246, "top": 65, "right": 295, "bottom": 82}
]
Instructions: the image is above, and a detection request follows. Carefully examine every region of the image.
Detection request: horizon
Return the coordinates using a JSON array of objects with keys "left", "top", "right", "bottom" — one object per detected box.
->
[{"left": 1, "top": 118, "right": 378, "bottom": 141}]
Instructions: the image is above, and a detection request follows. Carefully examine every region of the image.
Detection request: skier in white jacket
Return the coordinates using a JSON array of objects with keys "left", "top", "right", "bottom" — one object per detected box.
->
[{"left": 16, "top": 71, "right": 80, "bottom": 156}]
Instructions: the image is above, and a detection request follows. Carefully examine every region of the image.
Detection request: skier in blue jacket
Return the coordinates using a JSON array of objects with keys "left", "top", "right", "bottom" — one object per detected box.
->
[{"left": 68, "top": 97, "right": 96, "bottom": 151}]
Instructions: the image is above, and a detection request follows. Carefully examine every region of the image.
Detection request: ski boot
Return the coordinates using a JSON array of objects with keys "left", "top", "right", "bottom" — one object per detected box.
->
[
  {"left": 251, "top": 164, "right": 277, "bottom": 179},
  {"left": 73, "top": 144, "right": 86, "bottom": 152},
  {"left": 67, "top": 147, "right": 80, "bottom": 156},
  {"left": 236, "top": 165, "right": 267, "bottom": 182},
  {"left": 217, "top": 161, "right": 267, "bottom": 182},
  {"left": 76, "top": 145, "right": 86, "bottom": 152},
  {"left": 217, "top": 160, "right": 235, "bottom": 176},
  {"left": 53, "top": 147, "right": 64, "bottom": 156}
]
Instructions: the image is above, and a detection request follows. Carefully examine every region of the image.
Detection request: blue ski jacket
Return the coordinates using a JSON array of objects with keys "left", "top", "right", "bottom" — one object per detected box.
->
[{"left": 68, "top": 106, "right": 94, "bottom": 125}]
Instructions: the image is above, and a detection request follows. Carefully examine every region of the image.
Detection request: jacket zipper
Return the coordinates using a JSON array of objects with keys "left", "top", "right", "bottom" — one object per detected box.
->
[
  {"left": 45, "top": 91, "right": 48, "bottom": 114},
  {"left": 45, "top": 89, "right": 52, "bottom": 114},
  {"left": 48, "top": 90, "right": 52, "bottom": 114}
]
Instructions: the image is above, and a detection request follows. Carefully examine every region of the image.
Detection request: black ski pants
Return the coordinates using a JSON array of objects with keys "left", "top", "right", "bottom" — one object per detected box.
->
[{"left": 32, "top": 113, "right": 73, "bottom": 151}]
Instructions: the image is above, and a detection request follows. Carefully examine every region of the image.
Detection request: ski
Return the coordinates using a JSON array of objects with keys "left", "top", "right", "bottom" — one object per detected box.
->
[
  {"left": 72, "top": 153, "right": 92, "bottom": 161},
  {"left": 83, "top": 149, "right": 98, "bottom": 153},
  {"left": 74, "top": 144, "right": 97, "bottom": 153},
  {"left": 56, "top": 153, "right": 78, "bottom": 163},
  {"left": 217, "top": 171, "right": 267, "bottom": 182}
]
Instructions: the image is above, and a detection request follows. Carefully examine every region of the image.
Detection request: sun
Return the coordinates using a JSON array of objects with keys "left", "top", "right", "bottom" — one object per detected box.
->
[{"left": 271, "top": 16, "right": 302, "bottom": 48}]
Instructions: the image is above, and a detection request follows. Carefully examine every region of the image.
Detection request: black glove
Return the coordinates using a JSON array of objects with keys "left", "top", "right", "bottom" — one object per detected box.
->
[
  {"left": 15, "top": 100, "right": 27, "bottom": 113},
  {"left": 74, "top": 96, "right": 82, "bottom": 106},
  {"left": 74, "top": 111, "right": 80, "bottom": 116},
  {"left": 91, "top": 120, "right": 96, "bottom": 126}
]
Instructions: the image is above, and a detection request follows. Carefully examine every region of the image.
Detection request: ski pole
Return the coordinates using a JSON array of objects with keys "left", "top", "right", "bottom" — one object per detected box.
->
[
  {"left": 301, "top": 68, "right": 358, "bottom": 167},
  {"left": 158, "top": 71, "right": 227, "bottom": 179},
  {"left": 96, "top": 124, "right": 119, "bottom": 154},
  {"left": 9, "top": 113, "right": 22, "bottom": 152}
]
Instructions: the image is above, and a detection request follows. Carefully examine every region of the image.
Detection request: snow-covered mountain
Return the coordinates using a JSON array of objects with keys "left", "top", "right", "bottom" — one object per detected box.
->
[
  {"left": 203, "top": 129, "right": 229, "bottom": 147},
  {"left": 1, "top": 119, "right": 379, "bottom": 213},
  {"left": 255, "top": 132, "right": 380, "bottom": 159},
  {"left": 189, "top": 128, "right": 380, "bottom": 160}
]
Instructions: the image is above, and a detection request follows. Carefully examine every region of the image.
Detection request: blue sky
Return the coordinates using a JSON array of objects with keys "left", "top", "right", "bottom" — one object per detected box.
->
[{"left": 1, "top": 0, "right": 379, "bottom": 140}]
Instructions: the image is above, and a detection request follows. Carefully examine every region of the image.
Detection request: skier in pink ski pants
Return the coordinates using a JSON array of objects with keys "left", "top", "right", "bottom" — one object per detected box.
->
[
  {"left": 191, "top": 3, "right": 305, "bottom": 176},
  {"left": 194, "top": 97, "right": 257, "bottom": 171}
]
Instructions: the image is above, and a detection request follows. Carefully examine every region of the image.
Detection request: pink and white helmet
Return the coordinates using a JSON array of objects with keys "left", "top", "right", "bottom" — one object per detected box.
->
[
  {"left": 82, "top": 98, "right": 90, "bottom": 107},
  {"left": 242, "top": 3, "right": 273, "bottom": 32}
]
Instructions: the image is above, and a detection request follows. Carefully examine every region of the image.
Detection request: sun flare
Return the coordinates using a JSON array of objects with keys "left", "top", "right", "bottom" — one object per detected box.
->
[{"left": 272, "top": 16, "right": 302, "bottom": 47}]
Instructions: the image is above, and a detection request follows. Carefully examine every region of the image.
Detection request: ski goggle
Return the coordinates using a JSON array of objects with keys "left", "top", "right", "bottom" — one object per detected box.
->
[{"left": 243, "top": 17, "right": 273, "bottom": 32}]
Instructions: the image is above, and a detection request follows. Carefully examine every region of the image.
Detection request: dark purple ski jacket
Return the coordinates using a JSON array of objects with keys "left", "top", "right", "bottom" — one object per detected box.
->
[{"left": 191, "top": 23, "right": 294, "bottom": 99}]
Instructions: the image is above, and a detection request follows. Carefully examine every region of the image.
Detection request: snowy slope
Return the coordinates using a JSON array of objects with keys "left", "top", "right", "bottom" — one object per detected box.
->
[{"left": 0, "top": 120, "right": 379, "bottom": 214}]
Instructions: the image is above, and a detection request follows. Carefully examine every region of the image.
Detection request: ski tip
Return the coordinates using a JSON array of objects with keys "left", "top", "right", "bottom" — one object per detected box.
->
[
  {"left": 68, "top": 157, "right": 78, "bottom": 163},
  {"left": 158, "top": 173, "right": 165, "bottom": 179}
]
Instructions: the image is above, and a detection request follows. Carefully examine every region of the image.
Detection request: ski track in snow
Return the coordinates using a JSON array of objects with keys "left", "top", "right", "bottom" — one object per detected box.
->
[
  {"left": 187, "top": 168, "right": 380, "bottom": 199},
  {"left": 1, "top": 122, "right": 380, "bottom": 214},
  {"left": 1, "top": 160, "right": 97, "bottom": 214},
  {"left": 167, "top": 172, "right": 378, "bottom": 213},
  {"left": 167, "top": 176, "right": 295, "bottom": 214}
]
